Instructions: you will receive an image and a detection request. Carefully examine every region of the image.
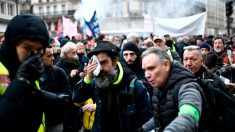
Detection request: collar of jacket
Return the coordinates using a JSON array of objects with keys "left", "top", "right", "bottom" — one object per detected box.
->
[{"left": 113, "top": 62, "right": 123, "bottom": 85}]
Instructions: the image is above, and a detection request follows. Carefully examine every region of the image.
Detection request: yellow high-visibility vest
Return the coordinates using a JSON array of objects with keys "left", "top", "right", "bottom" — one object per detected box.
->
[
  {"left": 167, "top": 49, "right": 173, "bottom": 61},
  {"left": 0, "top": 62, "right": 45, "bottom": 132}
]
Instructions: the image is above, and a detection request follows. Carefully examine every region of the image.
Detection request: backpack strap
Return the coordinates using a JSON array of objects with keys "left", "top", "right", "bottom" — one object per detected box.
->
[
  {"left": 129, "top": 77, "right": 137, "bottom": 95},
  {"left": 117, "top": 77, "right": 138, "bottom": 105}
]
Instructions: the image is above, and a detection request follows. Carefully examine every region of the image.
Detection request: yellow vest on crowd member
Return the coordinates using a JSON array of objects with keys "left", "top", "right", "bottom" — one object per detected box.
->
[
  {"left": 0, "top": 62, "right": 45, "bottom": 132},
  {"left": 167, "top": 49, "right": 173, "bottom": 61},
  {"left": 83, "top": 98, "right": 96, "bottom": 130},
  {"left": 172, "top": 41, "right": 177, "bottom": 51}
]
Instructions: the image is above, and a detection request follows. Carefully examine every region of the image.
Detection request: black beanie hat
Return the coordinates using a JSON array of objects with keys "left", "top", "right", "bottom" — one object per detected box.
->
[
  {"left": 87, "top": 40, "right": 120, "bottom": 58},
  {"left": 200, "top": 43, "right": 210, "bottom": 51},
  {"left": 4, "top": 13, "right": 49, "bottom": 47},
  {"left": 122, "top": 42, "right": 141, "bottom": 55}
]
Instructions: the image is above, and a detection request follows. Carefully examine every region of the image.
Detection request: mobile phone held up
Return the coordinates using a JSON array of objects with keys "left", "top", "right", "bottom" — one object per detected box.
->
[{"left": 92, "top": 55, "right": 101, "bottom": 76}]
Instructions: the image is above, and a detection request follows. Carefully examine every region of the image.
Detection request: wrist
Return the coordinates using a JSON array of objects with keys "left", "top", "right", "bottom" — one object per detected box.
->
[{"left": 84, "top": 76, "right": 92, "bottom": 84}]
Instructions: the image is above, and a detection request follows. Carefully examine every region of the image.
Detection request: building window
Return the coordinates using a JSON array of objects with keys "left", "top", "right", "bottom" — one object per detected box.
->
[
  {"left": 47, "top": 0, "right": 50, "bottom": 2},
  {"left": 8, "top": 3, "right": 14, "bottom": 16},
  {"left": 62, "top": 4, "right": 65, "bottom": 14},
  {"left": 39, "top": 6, "right": 43, "bottom": 16},
  {"left": 0, "top": 2, "right": 6, "bottom": 14},
  {"left": 53, "top": 5, "right": 57, "bottom": 15},
  {"left": 47, "top": 6, "right": 50, "bottom": 15},
  {"left": 39, "top": 0, "right": 42, "bottom": 3}
]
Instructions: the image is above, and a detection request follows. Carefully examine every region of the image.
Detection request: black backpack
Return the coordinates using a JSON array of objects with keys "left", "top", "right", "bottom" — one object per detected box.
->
[
  {"left": 196, "top": 77, "right": 235, "bottom": 131},
  {"left": 173, "top": 78, "right": 212, "bottom": 132},
  {"left": 173, "top": 76, "right": 235, "bottom": 131}
]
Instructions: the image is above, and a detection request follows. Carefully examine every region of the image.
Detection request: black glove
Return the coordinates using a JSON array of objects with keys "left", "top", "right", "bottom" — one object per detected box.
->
[
  {"left": 58, "top": 93, "right": 74, "bottom": 106},
  {"left": 16, "top": 52, "right": 44, "bottom": 83}
]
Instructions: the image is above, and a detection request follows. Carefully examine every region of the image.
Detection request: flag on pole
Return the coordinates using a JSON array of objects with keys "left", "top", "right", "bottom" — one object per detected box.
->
[
  {"left": 84, "top": 11, "right": 100, "bottom": 37},
  {"left": 83, "top": 20, "right": 93, "bottom": 37}
]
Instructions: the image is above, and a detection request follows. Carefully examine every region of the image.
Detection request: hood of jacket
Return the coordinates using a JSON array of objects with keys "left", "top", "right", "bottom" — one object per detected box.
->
[
  {"left": 163, "top": 60, "right": 194, "bottom": 91},
  {"left": 0, "top": 14, "right": 49, "bottom": 80},
  {"left": 116, "top": 61, "right": 136, "bottom": 86}
]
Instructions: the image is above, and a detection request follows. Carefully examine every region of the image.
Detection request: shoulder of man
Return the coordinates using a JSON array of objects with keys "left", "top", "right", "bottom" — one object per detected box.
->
[
  {"left": 51, "top": 65, "right": 68, "bottom": 81},
  {"left": 172, "top": 78, "right": 203, "bottom": 100}
]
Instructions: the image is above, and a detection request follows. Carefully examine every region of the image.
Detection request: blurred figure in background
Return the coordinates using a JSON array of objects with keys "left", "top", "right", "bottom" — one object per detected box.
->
[
  {"left": 164, "top": 34, "right": 177, "bottom": 52},
  {"left": 200, "top": 42, "right": 210, "bottom": 55},
  {"left": 112, "top": 35, "right": 122, "bottom": 49},
  {"left": 0, "top": 33, "right": 4, "bottom": 48},
  {"left": 56, "top": 41, "right": 84, "bottom": 132},
  {"left": 40, "top": 46, "right": 72, "bottom": 132},
  {"left": 76, "top": 42, "right": 89, "bottom": 78},
  {"left": 153, "top": 35, "right": 181, "bottom": 62}
]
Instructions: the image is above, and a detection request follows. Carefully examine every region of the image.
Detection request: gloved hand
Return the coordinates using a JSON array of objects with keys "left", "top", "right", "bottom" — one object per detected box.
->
[
  {"left": 58, "top": 93, "right": 74, "bottom": 106},
  {"left": 16, "top": 52, "right": 44, "bottom": 83}
]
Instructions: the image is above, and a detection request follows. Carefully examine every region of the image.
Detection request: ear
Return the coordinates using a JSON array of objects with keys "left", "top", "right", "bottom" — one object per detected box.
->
[
  {"left": 113, "top": 57, "right": 118, "bottom": 65},
  {"left": 163, "top": 59, "right": 171, "bottom": 72}
]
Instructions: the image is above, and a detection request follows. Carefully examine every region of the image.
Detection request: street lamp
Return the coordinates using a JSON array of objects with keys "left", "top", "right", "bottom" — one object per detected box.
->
[{"left": 226, "top": 0, "right": 234, "bottom": 37}]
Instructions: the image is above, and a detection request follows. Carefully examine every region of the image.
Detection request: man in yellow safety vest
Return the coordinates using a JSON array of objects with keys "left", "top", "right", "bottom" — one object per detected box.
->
[{"left": 0, "top": 14, "right": 62, "bottom": 132}]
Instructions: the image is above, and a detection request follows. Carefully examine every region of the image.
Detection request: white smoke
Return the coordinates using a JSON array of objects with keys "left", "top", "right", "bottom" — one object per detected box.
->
[
  {"left": 145, "top": 0, "right": 206, "bottom": 18},
  {"left": 74, "top": 0, "right": 112, "bottom": 22},
  {"left": 74, "top": 0, "right": 205, "bottom": 20},
  {"left": 73, "top": 0, "right": 206, "bottom": 32}
]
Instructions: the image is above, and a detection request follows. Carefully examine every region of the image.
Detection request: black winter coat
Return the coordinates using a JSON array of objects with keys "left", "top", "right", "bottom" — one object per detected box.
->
[
  {"left": 40, "top": 65, "right": 71, "bottom": 127},
  {"left": 56, "top": 58, "right": 83, "bottom": 87},
  {"left": 151, "top": 61, "right": 203, "bottom": 132},
  {"left": 72, "top": 62, "right": 153, "bottom": 132},
  {"left": 0, "top": 14, "right": 60, "bottom": 132}
]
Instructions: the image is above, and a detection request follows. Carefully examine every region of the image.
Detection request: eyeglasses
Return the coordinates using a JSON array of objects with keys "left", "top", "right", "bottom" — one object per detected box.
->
[{"left": 183, "top": 45, "right": 200, "bottom": 50}]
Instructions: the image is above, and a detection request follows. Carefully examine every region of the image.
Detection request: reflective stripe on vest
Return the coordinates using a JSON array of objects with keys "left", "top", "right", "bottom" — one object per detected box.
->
[
  {"left": 172, "top": 41, "right": 176, "bottom": 51},
  {"left": 0, "top": 62, "right": 10, "bottom": 95},
  {"left": 0, "top": 62, "right": 45, "bottom": 132},
  {"left": 35, "top": 80, "right": 46, "bottom": 132},
  {"left": 167, "top": 49, "right": 173, "bottom": 61}
]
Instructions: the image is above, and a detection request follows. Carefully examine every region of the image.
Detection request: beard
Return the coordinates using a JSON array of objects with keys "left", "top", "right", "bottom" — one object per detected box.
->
[
  {"left": 214, "top": 48, "right": 222, "bottom": 53},
  {"left": 94, "top": 66, "right": 118, "bottom": 90}
]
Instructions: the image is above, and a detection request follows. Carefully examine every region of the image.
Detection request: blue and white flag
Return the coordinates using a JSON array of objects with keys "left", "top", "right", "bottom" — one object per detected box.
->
[
  {"left": 83, "top": 21, "right": 93, "bottom": 37},
  {"left": 84, "top": 11, "right": 100, "bottom": 37}
]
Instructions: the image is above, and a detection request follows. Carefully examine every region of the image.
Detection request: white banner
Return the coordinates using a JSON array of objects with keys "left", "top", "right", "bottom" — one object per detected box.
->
[{"left": 154, "top": 12, "right": 207, "bottom": 37}]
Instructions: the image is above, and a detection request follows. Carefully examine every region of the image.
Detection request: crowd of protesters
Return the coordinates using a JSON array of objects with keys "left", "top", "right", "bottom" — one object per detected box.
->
[{"left": 1, "top": 13, "right": 235, "bottom": 132}]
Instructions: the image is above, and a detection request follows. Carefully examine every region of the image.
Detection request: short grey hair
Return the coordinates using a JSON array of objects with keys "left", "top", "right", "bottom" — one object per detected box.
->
[
  {"left": 60, "top": 41, "right": 76, "bottom": 58},
  {"left": 141, "top": 47, "right": 170, "bottom": 64},
  {"left": 183, "top": 45, "right": 202, "bottom": 59},
  {"left": 184, "top": 45, "right": 202, "bottom": 55},
  {"left": 183, "top": 45, "right": 200, "bottom": 50}
]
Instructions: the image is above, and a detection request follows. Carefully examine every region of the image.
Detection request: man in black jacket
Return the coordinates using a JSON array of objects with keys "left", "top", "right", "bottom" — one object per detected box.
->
[
  {"left": 72, "top": 41, "right": 153, "bottom": 132},
  {"left": 141, "top": 47, "right": 203, "bottom": 131},
  {"left": 183, "top": 45, "right": 229, "bottom": 92},
  {"left": 41, "top": 47, "right": 73, "bottom": 132},
  {"left": 121, "top": 42, "right": 145, "bottom": 80},
  {"left": 120, "top": 42, "right": 153, "bottom": 103},
  {"left": 183, "top": 45, "right": 235, "bottom": 131},
  {"left": 0, "top": 14, "right": 65, "bottom": 132},
  {"left": 153, "top": 35, "right": 181, "bottom": 62}
]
